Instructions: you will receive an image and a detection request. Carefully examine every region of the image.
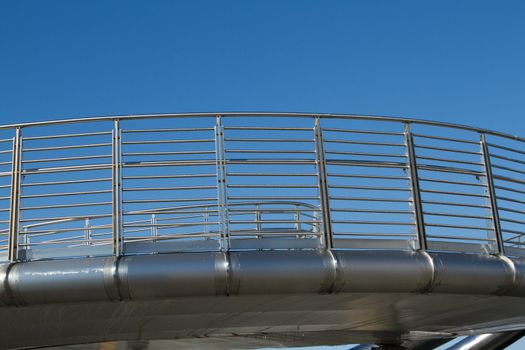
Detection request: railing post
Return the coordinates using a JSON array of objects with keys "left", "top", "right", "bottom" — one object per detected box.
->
[
  {"left": 204, "top": 208, "right": 209, "bottom": 235},
  {"left": 150, "top": 214, "right": 158, "bottom": 237},
  {"left": 314, "top": 116, "right": 333, "bottom": 249},
  {"left": 404, "top": 123, "right": 427, "bottom": 250},
  {"left": 112, "top": 119, "right": 122, "bottom": 256},
  {"left": 294, "top": 204, "right": 301, "bottom": 231},
  {"left": 215, "top": 115, "right": 230, "bottom": 251},
  {"left": 313, "top": 211, "right": 320, "bottom": 234},
  {"left": 255, "top": 204, "right": 262, "bottom": 232},
  {"left": 480, "top": 133, "right": 504, "bottom": 255},
  {"left": 8, "top": 127, "right": 22, "bottom": 262},
  {"left": 84, "top": 218, "right": 92, "bottom": 246},
  {"left": 22, "top": 227, "right": 29, "bottom": 248}
]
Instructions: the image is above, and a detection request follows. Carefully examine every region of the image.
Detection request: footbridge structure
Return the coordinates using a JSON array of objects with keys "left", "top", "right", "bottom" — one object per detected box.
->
[{"left": 1, "top": 113, "right": 525, "bottom": 349}]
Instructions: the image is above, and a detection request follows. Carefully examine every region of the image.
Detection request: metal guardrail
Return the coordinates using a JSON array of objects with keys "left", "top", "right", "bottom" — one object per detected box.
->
[{"left": 0, "top": 112, "right": 525, "bottom": 261}]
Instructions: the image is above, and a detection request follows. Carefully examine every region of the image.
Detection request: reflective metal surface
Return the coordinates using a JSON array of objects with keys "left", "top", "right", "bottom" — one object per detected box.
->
[
  {"left": 0, "top": 112, "right": 524, "bottom": 259},
  {"left": 1, "top": 113, "right": 525, "bottom": 349},
  {"left": 444, "top": 331, "right": 525, "bottom": 350}
]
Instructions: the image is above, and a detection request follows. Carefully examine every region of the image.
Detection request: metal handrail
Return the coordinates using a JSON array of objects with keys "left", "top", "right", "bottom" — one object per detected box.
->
[
  {"left": 2, "top": 112, "right": 525, "bottom": 143},
  {"left": 0, "top": 112, "right": 523, "bottom": 261},
  {"left": 15, "top": 201, "right": 320, "bottom": 249}
]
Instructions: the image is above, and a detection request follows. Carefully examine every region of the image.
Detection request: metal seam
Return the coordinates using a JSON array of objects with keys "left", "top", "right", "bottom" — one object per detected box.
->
[
  {"left": 497, "top": 255, "right": 517, "bottom": 296},
  {"left": 113, "top": 256, "right": 125, "bottom": 301},
  {"left": 419, "top": 251, "right": 436, "bottom": 293},
  {"left": 325, "top": 249, "right": 339, "bottom": 294}
]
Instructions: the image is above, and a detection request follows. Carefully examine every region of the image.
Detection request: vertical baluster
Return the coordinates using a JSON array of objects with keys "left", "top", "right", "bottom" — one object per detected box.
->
[
  {"left": 404, "top": 123, "right": 427, "bottom": 250},
  {"left": 314, "top": 116, "right": 333, "bottom": 249},
  {"left": 23, "top": 227, "right": 28, "bottom": 249},
  {"left": 112, "top": 120, "right": 122, "bottom": 256},
  {"left": 8, "top": 127, "right": 22, "bottom": 262},
  {"left": 480, "top": 133, "right": 504, "bottom": 255},
  {"left": 255, "top": 203, "right": 262, "bottom": 232},
  {"left": 313, "top": 211, "right": 320, "bottom": 234},
  {"left": 294, "top": 204, "right": 301, "bottom": 232},
  {"left": 84, "top": 218, "right": 92, "bottom": 246},
  {"left": 215, "top": 115, "right": 229, "bottom": 251},
  {"left": 204, "top": 208, "right": 209, "bottom": 236},
  {"left": 150, "top": 214, "right": 157, "bottom": 238}
]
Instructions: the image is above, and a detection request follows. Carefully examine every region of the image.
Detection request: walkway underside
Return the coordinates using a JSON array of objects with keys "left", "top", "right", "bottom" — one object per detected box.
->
[
  {"left": 2, "top": 250, "right": 525, "bottom": 349},
  {"left": 4, "top": 293, "right": 525, "bottom": 349}
]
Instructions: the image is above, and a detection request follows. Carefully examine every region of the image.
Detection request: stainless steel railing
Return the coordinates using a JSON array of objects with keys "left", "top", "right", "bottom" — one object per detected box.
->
[{"left": 0, "top": 112, "right": 524, "bottom": 261}]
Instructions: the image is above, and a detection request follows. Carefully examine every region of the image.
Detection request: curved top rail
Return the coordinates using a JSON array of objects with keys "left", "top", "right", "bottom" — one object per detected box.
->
[{"left": 2, "top": 112, "right": 525, "bottom": 143}]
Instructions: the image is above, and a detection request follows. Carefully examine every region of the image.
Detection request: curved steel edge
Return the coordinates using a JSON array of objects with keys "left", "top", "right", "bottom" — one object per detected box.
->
[
  {"left": 3, "top": 112, "right": 525, "bottom": 143},
  {"left": 1, "top": 250, "right": 525, "bottom": 306},
  {"left": 444, "top": 330, "right": 525, "bottom": 350}
]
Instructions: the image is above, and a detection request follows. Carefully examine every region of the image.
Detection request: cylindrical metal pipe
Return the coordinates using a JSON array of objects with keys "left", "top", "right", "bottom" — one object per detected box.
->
[
  {"left": 0, "top": 250, "right": 524, "bottom": 306},
  {"left": 445, "top": 331, "right": 525, "bottom": 350}
]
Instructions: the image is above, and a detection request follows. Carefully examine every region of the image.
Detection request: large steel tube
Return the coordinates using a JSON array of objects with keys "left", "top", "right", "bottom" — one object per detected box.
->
[{"left": 1, "top": 250, "right": 524, "bottom": 307}]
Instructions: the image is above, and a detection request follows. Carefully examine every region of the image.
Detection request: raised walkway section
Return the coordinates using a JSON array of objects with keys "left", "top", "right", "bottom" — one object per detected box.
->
[{"left": 1, "top": 113, "right": 525, "bottom": 349}]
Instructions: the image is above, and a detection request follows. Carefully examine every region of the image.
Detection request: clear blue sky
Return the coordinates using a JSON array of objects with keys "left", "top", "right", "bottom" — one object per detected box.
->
[{"left": 1, "top": 1, "right": 525, "bottom": 349}]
